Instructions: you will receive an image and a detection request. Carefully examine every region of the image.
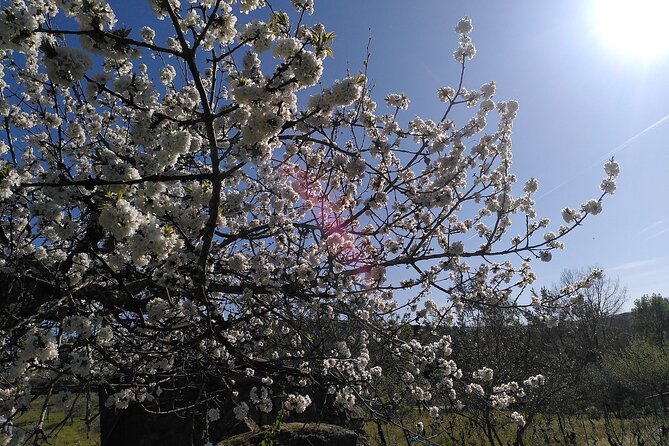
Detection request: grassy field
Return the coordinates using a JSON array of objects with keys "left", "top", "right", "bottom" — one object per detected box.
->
[
  {"left": 363, "top": 413, "right": 669, "bottom": 446},
  {"left": 9, "top": 395, "right": 99, "bottom": 446},
  {"left": 6, "top": 398, "right": 668, "bottom": 446}
]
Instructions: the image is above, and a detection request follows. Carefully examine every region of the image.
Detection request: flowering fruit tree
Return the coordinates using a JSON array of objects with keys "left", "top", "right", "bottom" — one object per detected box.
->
[{"left": 0, "top": 1, "right": 618, "bottom": 444}]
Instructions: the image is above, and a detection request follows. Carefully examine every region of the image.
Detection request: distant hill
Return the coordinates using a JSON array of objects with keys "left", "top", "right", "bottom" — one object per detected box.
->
[{"left": 610, "top": 311, "right": 632, "bottom": 328}]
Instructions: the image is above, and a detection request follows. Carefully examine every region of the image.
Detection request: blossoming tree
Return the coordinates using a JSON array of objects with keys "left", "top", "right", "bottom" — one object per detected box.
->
[{"left": 0, "top": 0, "right": 618, "bottom": 444}]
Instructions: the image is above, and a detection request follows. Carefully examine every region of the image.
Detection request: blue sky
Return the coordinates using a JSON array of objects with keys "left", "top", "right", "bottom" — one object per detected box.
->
[
  {"left": 309, "top": 1, "right": 669, "bottom": 309},
  {"left": 109, "top": 1, "right": 668, "bottom": 309}
]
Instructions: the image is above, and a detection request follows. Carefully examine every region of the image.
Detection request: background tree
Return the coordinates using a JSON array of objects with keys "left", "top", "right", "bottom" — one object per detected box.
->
[
  {"left": 601, "top": 338, "right": 669, "bottom": 413},
  {"left": 0, "top": 1, "right": 617, "bottom": 445},
  {"left": 556, "top": 268, "right": 628, "bottom": 353},
  {"left": 631, "top": 293, "right": 669, "bottom": 345}
]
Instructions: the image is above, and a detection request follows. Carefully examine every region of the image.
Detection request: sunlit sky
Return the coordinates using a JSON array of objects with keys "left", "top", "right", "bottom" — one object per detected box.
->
[
  {"left": 311, "top": 1, "right": 669, "bottom": 309},
  {"left": 111, "top": 1, "right": 669, "bottom": 310}
]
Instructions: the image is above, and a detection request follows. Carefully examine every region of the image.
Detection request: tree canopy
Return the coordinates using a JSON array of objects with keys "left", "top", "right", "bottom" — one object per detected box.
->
[{"left": 631, "top": 294, "right": 669, "bottom": 345}]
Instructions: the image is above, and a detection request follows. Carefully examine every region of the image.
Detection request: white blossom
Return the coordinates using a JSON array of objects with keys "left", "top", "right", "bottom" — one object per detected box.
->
[
  {"left": 455, "top": 17, "right": 473, "bottom": 34},
  {"left": 582, "top": 199, "right": 603, "bottom": 215},
  {"left": 43, "top": 46, "right": 92, "bottom": 87},
  {"left": 233, "top": 402, "right": 249, "bottom": 420},
  {"left": 207, "top": 408, "right": 220, "bottom": 422}
]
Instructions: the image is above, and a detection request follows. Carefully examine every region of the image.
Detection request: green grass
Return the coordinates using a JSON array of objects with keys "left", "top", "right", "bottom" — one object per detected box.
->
[
  {"left": 7, "top": 398, "right": 667, "bottom": 446},
  {"left": 9, "top": 395, "right": 99, "bottom": 446},
  {"left": 363, "top": 412, "right": 669, "bottom": 446}
]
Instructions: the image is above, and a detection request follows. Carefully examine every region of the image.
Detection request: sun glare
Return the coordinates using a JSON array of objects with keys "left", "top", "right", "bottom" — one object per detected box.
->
[{"left": 592, "top": 0, "right": 669, "bottom": 61}]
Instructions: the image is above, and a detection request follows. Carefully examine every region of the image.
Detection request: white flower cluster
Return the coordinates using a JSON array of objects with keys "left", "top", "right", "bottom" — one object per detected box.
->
[
  {"left": 98, "top": 199, "right": 146, "bottom": 239},
  {"left": 105, "top": 388, "right": 150, "bottom": 410},
  {"left": 472, "top": 366, "right": 494, "bottom": 381},
  {"left": 291, "top": 0, "right": 314, "bottom": 14},
  {"left": 206, "top": 408, "right": 220, "bottom": 422},
  {"left": 334, "top": 387, "right": 357, "bottom": 411},
  {"left": 490, "top": 381, "right": 523, "bottom": 409},
  {"left": 308, "top": 77, "right": 363, "bottom": 114},
  {"left": 454, "top": 17, "right": 476, "bottom": 61},
  {"left": 284, "top": 393, "right": 312, "bottom": 413},
  {"left": 239, "top": 0, "right": 265, "bottom": 14},
  {"left": 523, "top": 374, "right": 546, "bottom": 388},
  {"left": 59, "top": 0, "right": 116, "bottom": 30},
  {"left": 250, "top": 386, "right": 273, "bottom": 413},
  {"left": 465, "top": 383, "right": 485, "bottom": 396},
  {"left": 511, "top": 411, "right": 526, "bottom": 427},
  {"left": 233, "top": 402, "right": 249, "bottom": 420},
  {"left": 0, "top": 3, "right": 39, "bottom": 51},
  {"left": 385, "top": 93, "right": 410, "bottom": 110},
  {"left": 43, "top": 46, "right": 92, "bottom": 87},
  {"left": 240, "top": 21, "right": 274, "bottom": 52},
  {"left": 0, "top": 167, "right": 19, "bottom": 199}
]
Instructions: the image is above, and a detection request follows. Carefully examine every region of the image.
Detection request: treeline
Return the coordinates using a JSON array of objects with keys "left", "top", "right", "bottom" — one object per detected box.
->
[
  {"left": 449, "top": 291, "right": 669, "bottom": 418},
  {"left": 365, "top": 270, "right": 669, "bottom": 446}
]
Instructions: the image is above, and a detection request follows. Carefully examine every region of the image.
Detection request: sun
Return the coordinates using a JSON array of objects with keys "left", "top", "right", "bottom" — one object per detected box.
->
[{"left": 592, "top": 0, "right": 669, "bottom": 61}]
